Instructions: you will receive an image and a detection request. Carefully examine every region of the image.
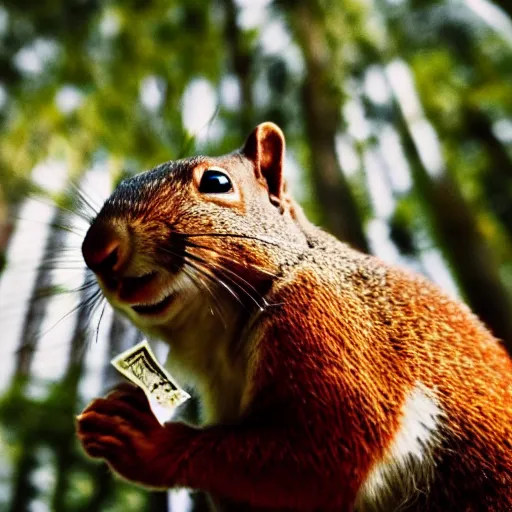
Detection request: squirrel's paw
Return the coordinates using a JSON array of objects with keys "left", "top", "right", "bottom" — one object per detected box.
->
[{"left": 76, "top": 383, "right": 172, "bottom": 487}]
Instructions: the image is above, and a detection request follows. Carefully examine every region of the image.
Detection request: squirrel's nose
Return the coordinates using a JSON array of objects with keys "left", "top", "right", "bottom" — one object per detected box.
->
[{"left": 82, "top": 221, "right": 130, "bottom": 281}]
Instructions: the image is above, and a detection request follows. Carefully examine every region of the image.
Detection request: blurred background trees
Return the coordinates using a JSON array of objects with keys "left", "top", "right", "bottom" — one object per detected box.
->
[{"left": 0, "top": 0, "right": 511, "bottom": 510}]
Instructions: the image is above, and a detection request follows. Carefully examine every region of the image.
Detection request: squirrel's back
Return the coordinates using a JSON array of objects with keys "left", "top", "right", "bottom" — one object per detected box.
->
[{"left": 270, "top": 230, "right": 512, "bottom": 510}]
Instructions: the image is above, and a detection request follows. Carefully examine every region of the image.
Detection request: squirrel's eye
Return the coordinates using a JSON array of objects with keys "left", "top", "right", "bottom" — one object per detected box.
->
[{"left": 199, "top": 169, "right": 233, "bottom": 194}]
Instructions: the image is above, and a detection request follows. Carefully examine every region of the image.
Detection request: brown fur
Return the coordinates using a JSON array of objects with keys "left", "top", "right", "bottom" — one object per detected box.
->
[{"left": 78, "top": 122, "right": 512, "bottom": 511}]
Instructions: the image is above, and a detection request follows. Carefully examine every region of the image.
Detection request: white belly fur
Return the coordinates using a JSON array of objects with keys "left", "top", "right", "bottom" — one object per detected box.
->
[{"left": 355, "top": 382, "right": 443, "bottom": 511}]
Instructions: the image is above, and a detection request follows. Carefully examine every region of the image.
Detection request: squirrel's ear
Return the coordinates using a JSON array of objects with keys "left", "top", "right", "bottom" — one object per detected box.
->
[{"left": 242, "top": 122, "right": 285, "bottom": 206}]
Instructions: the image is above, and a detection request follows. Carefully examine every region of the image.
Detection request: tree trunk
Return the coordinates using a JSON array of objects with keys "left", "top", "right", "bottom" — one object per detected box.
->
[
  {"left": 51, "top": 274, "right": 93, "bottom": 512},
  {"left": 394, "top": 106, "right": 512, "bottom": 352},
  {"left": 464, "top": 107, "right": 512, "bottom": 242},
  {"left": 221, "top": 0, "right": 254, "bottom": 137},
  {"left": 8, "top": 447, "right": 37, "bottom": 512},
  {"left": 286, "top": 2, "right": 369, "bottom": 252},
  {"left": 0, "top": 185, "right": 13, "bottom": 275},
  {"left": 14, "top": 208, "right": 68, "bottom": 381},
  {"left": 78, "top": 466, "right": 113, "bottom": 512}
]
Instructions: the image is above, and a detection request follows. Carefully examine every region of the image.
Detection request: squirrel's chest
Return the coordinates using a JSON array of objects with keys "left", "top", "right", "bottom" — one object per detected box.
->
[
  {"left": 165, "top": 341, "right": 253, "bottom": 426},
  {"left": 196, "top": 365, "right": 249, "bottom": 425}
]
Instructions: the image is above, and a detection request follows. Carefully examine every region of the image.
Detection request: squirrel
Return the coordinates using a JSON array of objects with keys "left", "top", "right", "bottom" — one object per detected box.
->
[{"left": 78, "top": 122, "right": 512, "bottom": 511}]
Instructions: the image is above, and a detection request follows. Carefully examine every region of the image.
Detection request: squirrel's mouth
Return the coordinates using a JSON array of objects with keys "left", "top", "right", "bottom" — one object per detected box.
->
[
  {"left": 131, "top": 292, "right": 176, "bottom": 316},
  {"left": 96, "top": 268, "right": 183, "bottom": 321}
]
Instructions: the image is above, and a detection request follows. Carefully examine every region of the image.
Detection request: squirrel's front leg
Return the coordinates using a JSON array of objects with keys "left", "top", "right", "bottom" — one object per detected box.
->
[
  {"left": 77, "top": 384, "right": 352, "bottom": 510},
  {"left": 76, "top": 383, "right": 183, "bottom": 487}
]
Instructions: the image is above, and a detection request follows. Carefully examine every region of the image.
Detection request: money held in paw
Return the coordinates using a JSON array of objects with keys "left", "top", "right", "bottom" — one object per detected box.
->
[{"left": 111, "top": 340, "right": 190, "bottom": 425}]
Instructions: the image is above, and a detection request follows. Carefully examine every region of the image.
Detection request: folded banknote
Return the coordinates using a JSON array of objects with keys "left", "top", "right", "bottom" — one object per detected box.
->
[{"left": 111, "top": 340, "right": 190, "bottom": 424}]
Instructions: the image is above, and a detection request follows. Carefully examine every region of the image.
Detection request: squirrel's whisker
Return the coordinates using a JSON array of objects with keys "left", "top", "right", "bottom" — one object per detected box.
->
[
  {"left": 185, "top": 249, "right": 272, "bottom": 309},
  {"left": 94, "top": 301, "right": 108, "bottom": 346},
  {"left": 68, "top": 180, "right": 102, "bottom": 214},
  {"left": 181, "top": 257, "right": 247, "bottom": 310},
  {"left": 7, "top": 260, "right": 85, "bottom": 273},
  {"left": 156, "top": 244, "right": 240, "bottom": 317},
  {"left": 28, "top": 193, "right": 94, "bottom": 224},
  {"left": 180, "top": 266, "right": 227, "bottom": 329},
  {"left": 182, "top": 232, "right": 283, "bottom": 249},
  {"left": 183, "top": 239, "right": 280, "bottom": 279},
  {"left": 182, "top": 249, "right": 266, "bottom": 311},
  {"left": 11, "top": 215, "right": 87, "bottom": 238},
  {"left": 16, "top": 287, "right": 104, "bottom": 354},
  {"left": 21, "top": 280, "right": 100, "bottom": 303},
  {"left": 76, "top": 294, "right": 108, "bottom": 358},
  {"left": 48, "top": 222, "right": 87, "bottom": 238},
  {"left": 33, "top": 264, "right": 89, "bottom": 272}
]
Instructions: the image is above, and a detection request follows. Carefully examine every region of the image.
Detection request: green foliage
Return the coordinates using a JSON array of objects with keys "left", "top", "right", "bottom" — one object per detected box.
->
[{"left": 0, "top": 0, "right": 226, "bottom": 199}]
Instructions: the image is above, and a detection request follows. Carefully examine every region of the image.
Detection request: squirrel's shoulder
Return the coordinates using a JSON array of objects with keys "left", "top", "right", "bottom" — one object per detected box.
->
[
  {"left": 272, "top": 227, "right": 484, "bottom": 337},
  {"left": 275, "top": 228, "right": 397, "bottom": 301}
]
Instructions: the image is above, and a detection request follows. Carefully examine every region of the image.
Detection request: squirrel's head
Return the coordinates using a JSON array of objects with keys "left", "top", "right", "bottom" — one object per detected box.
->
[{"left": 82, "top": 122, "right": 310, "bottom": 334}]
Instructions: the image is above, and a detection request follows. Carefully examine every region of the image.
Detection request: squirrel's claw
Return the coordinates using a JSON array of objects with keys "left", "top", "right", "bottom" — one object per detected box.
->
[{"left": 76, "top": 385, "right": 169, "bottom": 487}]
